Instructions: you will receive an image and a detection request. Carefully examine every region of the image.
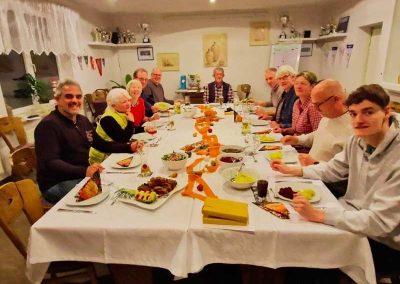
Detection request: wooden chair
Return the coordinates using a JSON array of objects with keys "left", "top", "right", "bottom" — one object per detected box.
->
[
  {"left": 0, "top": 179, "right": 98, "bottom": 283},
  {"left": 0, "top": 116, "right": 30, "bottom": 153},
  {"left": 236, "top": 84, "right": 251, "bottom": 100},
  {"left": 10, "top": 146, "right": 37, "bottom": 180},
  {"left": 84, "top": 89, "right": 108, "bottom": 123}
]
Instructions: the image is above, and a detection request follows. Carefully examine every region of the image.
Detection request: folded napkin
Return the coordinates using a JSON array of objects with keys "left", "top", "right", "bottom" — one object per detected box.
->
[{"left": 202, "top": 198, "right": 248, "bottom": 226}]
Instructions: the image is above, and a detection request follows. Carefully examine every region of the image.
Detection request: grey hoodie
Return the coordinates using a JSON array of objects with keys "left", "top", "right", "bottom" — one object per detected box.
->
[{"left": 303, "top": 128, "right": 400, "bottom": 250}]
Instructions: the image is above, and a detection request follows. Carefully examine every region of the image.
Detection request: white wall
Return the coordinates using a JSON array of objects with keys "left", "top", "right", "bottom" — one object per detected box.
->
[
  {"left": 316, "top": 0, "right": 397, "bottom": 99},
  {"left": 70, "top": 6, "right": 325, "bottom": 102}
]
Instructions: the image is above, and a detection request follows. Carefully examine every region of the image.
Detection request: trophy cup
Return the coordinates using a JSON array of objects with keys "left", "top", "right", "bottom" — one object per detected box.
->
[
  {"left": 138, "top": 23, "right": 150, "bottom": 43},
  {"left": 279, "top": 15, "right": 289, "bottom": 40}
]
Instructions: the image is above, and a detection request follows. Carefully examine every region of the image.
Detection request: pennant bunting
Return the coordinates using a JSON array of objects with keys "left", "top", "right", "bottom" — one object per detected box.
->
[{"left": 95, "top": 58, "right": 103, "bottom": 76}]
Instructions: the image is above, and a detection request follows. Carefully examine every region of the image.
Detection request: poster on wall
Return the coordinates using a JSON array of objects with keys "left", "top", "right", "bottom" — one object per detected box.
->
[
  {"left": 157, "top": 53, "right": 179, "bottom": 71},
  {"left": 269, "top": 43, "right": 301, "bottom": 72},
  {"left": 203, "top": 33, "right": 227, "bottom": 67},
  {"left": 249, "top": 22, "right": 270, "bottom": 46}
]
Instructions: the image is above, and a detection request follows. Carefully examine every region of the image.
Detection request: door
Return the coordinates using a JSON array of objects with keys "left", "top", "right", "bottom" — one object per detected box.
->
[{"left": 364, "top": 26, "right": 382, "bottom": 84}]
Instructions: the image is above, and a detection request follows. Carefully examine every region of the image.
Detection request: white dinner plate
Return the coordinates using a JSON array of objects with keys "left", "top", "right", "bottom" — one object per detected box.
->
[
  {"left": 118, "top": 176, "right": 185, "bottom": 210},
  {"left": 273, "top": 181, "right": 321, "bottom": 203},
  {"left": 159, "top": 111, "right": 170, "bottom": 117},
  {"left": 142, "top": 120, "right": 165, "bottom": 128},
  {"left": 266, "top": 151, "right": 298, "bottom": 164},
  {"left": 65, "top": 177, "right": 110, "bottom": 207},
  {"left": 110, "top": 154, "right": 141, "bottom": 169},
  {"left": 251, "top": 119, "right": 269, "bottom": 126},
  {"left": 131, "top": 132, "right": 156, "bottom": 141}
]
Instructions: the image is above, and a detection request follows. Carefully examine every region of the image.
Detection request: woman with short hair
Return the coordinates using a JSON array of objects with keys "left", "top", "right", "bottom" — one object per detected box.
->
[{"left": 89, "top": 88, "right": 143, "bottom": 164}]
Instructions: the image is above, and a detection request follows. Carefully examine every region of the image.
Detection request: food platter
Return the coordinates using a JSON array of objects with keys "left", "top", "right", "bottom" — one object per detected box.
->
[
  {"left": 273, "top": 181, "right": 321, "bottom": 203},
  {"left": 117, "top": 176, "right": 185, "bottom": 210},
  {"left": 64, "top": 177, "right": 110, "bottom": 207}
]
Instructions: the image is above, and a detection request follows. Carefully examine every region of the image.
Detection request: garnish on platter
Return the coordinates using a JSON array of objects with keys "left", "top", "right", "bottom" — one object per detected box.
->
[
  {"left": 278, "top": 186, "right": 315, "bottom": 201},
  {"left": 116, "top": 156, "right": 133, "bottom": 167}
]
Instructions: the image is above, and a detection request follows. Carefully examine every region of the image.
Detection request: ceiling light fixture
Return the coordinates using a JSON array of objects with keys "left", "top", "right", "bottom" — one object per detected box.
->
[{"left": 209, "top": 0, "right": 216, "bottom": 3}]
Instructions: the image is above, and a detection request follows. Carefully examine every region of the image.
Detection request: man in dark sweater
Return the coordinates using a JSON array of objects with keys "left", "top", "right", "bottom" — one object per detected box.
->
[
  {"left": 203, "top": 67, "right": 233, "bottom": 104},
  {"left": 35, "top": 79, "right": 132, "bottom": 204},
  {"left": 142, "top": 67, "right": 174, "bottom": 105}
]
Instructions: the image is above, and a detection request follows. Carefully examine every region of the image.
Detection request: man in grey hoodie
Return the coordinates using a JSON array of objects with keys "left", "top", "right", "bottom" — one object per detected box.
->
[{"left": 271, "top": 84, "right": 400, "bottom": 272}]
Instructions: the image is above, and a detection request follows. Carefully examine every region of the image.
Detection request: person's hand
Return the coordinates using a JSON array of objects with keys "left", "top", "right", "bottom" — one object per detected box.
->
[
  {"left": 255, "top": 107, "right": 266, "bottom": 116},
  {"left": 281, "top": 135, "right": 298, "bottom": 145},
  {"left": 174, "top": 99, "right": 184, "bottom": 105},
  {"left": 272, "top": 126, "right": 283, "bottom": 133},
  {"left": 86, "top": 163, "right": 104, "bottom": 177},
  {"left": 269, "top": 160, "right": 303, "bottom": 176},
  {"left": 126, "top": 111, "right": 135, "bottom": 122},
  {"left": 130, "top": 140, "right": 144, "bottom": 152},
  {"left": 151, "top": 105, "right": 159, "bottom": 113},
  {"left": 298, "top": 153, "right": 316, "bottom": 166},
  {"left": 270, "top": 121, "right": 279, "bottom": 128},
  {"left": 143, "top": 116, "right": 149, "bottom": 122},
  {"left": 150, "top": 113, "right": 160, "bottom": 121},
  {"left": 292, "top": 193, "right": 324, "bottom": 222}
]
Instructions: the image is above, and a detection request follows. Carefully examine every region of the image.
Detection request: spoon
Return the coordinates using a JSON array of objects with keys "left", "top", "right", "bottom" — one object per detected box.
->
[{"left": 230, "top": 163, "right": 245, "bottom": 182}]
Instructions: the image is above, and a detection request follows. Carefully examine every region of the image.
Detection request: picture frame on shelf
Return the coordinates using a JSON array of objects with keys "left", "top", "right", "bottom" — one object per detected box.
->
[
  {"left": 300, "top": 43, "right": 313, "bottom": 57},
  {"left": 336, "top": 16, "right": 350, "bottom": 33},
  {"left": 156, "top": 53, "right": 179, "bottom": 71},
  {"left": 137, "top": 46, "right": 154, "bottom": 61}
]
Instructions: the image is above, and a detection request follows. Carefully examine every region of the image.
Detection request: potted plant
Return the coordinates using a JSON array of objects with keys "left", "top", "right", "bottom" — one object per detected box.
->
[
  {"left": 13, "top": 73, "right": 52, "bottom": 103},
  {"left": 110, "top": 74, "right": 132, "bottom": 89}
]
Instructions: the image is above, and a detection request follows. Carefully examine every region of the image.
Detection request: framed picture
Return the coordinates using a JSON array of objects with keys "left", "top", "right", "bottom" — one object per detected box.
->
[
  {"left": 249, "top": 21, "right": 270, "bottom": 46},
  {"left": 301, "top": 43, "right": 313, "bottom": 57},
  {"left": 203, "top": 33, "right": 227, "bottom": 67},
  {"left": 156, "top": 53, "right": 179, "bottom": 71},
  {"left": 137, "top": 47, "right": 154, "bottom": 61},
  {"left": 336, "top": 16, "right": 350, "bottom": 33}
]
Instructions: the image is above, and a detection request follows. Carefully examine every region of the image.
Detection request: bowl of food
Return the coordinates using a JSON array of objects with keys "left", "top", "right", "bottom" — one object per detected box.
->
[
  {"left": 217, "top": 153, "right": 244, "bottom": 168},
  {"left": 221, "top": 166, "right": 260, "bottom": 189},
  {"left": 161, "top": 151, "right": 188, "bottom": 170},
  {"left": 182, "top": 107, "right": 196, "bottom": 118},
  {"left": 220, "top": 145, "right": 245, "bottom": 154}
]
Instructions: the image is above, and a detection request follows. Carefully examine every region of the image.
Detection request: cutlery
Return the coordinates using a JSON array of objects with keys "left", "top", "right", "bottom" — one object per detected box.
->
[
  {"left": 57, "top": 208, "right": 95, "bottom": 214},
  {"left": 230, "top": 163, "right": 245, "bottom": 182},
  {"left": 105, "top": 171, "right": 138, "bottom": 174},
  {"left": 275, "top": 180, "right": 313, "bottom": 183}
]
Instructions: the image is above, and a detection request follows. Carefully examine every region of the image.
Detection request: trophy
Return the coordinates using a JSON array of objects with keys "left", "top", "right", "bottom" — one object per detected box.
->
[
  {"left": 279, "top": 15, "right": 289, "bottom": 39},
  {"left": 138, "top": 23, "right": 150, "bottom": 43}
]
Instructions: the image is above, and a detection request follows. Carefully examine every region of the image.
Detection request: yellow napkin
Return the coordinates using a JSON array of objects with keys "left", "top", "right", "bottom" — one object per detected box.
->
[{"left": 202, "top": 197, "right": 248, "bottom": 225}]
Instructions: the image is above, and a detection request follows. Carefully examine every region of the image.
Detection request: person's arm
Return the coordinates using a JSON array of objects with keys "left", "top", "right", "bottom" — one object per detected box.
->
[
  {"left": 296, "top": 131, "right": 315, "bottom": 148},
  {"left": 92, "top": 131, "right": 132, "bottom": 153},
  {"left": 100, "top": 116, "right": 134, "bottom": 143},
  {"left": 203, "top": 85, "right": 209, "bottom": 104},
  {"left": 35, "top": 121, "right": 87, "bottom": 178},
  {"left": 227, "top": 84, "right": 234, "bottom": 103}
]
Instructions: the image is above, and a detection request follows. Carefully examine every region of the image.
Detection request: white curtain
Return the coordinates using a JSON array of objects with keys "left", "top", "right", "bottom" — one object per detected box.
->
[{"left": 0, "top": 0, "right": 82, "bottom": 55}]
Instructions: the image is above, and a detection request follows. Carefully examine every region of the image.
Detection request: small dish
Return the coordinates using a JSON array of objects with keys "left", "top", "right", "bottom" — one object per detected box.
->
[
  {"left": 221, "top": 167, "right": 260, "bottom": 190},
  {"left": 64, "top": 178, "right": 110, "bottom": 207}
]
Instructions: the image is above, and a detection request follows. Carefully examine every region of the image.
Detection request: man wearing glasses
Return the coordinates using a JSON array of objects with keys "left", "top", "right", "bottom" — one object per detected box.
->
[
  {"left": 35, "top": 79, "right": 135, "bottom": 204},
  {"left": 143, "top": 67, "right": 174, "bottom": 105},
  {"left": 281, "top": 79, "right": 352, "bottom": 166},
  {"left": 134, "top": 68, "right": 158, "bottom": 117}
]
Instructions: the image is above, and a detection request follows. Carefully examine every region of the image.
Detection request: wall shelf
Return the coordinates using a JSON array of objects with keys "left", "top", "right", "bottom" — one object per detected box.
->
[
  {"left": 277, "top": 33, "right": 348, "bottom": 44},
  {"left": 382, "top": 82, "right": 400, "bottom": 94},
  {"left": 88, "top": 42, "right": 152, "bottom": 48}
]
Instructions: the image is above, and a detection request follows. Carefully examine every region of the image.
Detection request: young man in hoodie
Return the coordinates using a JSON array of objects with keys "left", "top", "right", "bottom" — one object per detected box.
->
[{"left": 271, "top": 84, "right": 400, "bottom": 272}]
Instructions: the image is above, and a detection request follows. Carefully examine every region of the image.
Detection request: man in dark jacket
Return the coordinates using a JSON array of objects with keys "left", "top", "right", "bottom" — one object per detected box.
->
[
  {"left": 35, "top": 79, "right": 133, "bottom": 204},
  {"left": 203, "top": 67, "right": 233, "bottom": 104}
]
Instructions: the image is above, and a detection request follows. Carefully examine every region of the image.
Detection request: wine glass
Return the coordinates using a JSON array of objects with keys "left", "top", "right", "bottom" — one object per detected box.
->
[
  {"left": 146, "top": 121, "right": 158, "bottom": 147},
  {"left": 250, "top": 134, "right": 260, "bottom": 162},
  {"left": 138, "top": 145, "right": 152, "bottom": 177},
  {"left": 167, "top": 112, "right": 175, "bottom": 131},
  {"left": 218, "top": 95, "right": 224, "bottom": 109}
]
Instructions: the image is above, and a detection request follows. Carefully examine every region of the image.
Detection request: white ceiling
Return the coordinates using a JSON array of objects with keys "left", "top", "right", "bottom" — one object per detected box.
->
[{"left": 50, "top": 0, "right": 341, "bottom": 14}]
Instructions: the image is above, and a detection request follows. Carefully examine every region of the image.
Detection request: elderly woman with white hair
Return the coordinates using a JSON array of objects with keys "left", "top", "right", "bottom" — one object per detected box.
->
[
  {"left": 89, "top": 88, "right": 144, "bottom": 164},
  {"left": 127, "top": 79, "right": 159, "bottom": 127}
]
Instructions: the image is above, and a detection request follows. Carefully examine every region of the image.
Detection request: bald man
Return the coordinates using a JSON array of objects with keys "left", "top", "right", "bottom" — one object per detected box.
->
[
  {"left": 281, "top": 79, "right": 353, "bottom": 166},
  {"left": 142, "top": 67, "right": 174, "bottom": 105}
]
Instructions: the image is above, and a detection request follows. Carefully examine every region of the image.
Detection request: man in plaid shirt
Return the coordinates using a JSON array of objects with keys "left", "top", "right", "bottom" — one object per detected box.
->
[{"left": 203, "top": 67, "right": 233, "bottom": 104}]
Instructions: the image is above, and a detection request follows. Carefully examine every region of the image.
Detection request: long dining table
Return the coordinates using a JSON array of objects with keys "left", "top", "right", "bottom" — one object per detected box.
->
[{"left": 26, "top": 106, "right": 376, "bottom": 284}]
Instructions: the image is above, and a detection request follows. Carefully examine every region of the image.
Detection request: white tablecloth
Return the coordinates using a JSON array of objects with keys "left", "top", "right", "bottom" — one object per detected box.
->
[{"left": 26, "top": 109, "right": 376, "bottom": 284}]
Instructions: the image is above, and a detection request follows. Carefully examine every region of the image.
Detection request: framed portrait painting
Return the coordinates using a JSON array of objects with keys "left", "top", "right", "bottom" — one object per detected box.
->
[
  {"left": 137, "top": 46, "right": 154, "bottom": 61},
  {"left": 249, "top": 21, "right": 270, "bottom": 46},
  {"left": 157, "top": 53, "right": 179, "bottom": 71},
  {"left": 203, "top": 33, "right": 227, "bottom": 67}
]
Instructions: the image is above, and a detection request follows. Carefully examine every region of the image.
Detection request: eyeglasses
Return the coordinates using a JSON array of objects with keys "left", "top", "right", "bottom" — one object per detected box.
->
[
  {"left": 277, "top": 75, "right": 290, "bottom": 81},
  {"left": 152, "top": 73, "right": 162, "bottom": 77},
  {"left": 312, "top": 96, "right": 334, "bottom": 110},
  {"left": 64, "top": 94, "right": 82, "bottom": 100}
]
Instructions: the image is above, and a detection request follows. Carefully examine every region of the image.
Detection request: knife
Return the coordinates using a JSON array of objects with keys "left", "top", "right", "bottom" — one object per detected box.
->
[{"left": 57, "top": 208, "right": 96, "bottom": 214}]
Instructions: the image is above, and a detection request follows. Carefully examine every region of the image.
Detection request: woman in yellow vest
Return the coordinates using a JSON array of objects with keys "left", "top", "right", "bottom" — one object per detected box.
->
[{"left": 89, "top": 88, "right": 143, "bottom": 164}]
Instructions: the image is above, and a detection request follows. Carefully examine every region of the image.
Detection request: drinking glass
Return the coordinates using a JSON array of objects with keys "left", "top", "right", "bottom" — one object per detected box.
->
[
  {"left": 146, "top": 121, "right": 158, "bottom": 146},
  {"left": 257, "top": 180, "right": 268, "bottom": 203},
  {"left": 167, "top": 112, "right": 175, "bottom": 131},
  {"left": 138, "top": 145, "right": 152, "bottom": 177}
]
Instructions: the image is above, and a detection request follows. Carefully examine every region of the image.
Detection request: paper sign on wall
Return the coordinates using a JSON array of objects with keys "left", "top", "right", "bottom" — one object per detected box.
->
[
  {"left": 346, "top": 44, "right": 354, "bottom": 68},
  {"left": 331, "top": 46, "right": 338, "bottom": 65}
]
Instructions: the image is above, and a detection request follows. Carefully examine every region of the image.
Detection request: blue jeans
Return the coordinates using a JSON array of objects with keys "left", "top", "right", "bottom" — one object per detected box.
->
[{"left": 43, "top": 179, "right": 82, "bottom": 204}]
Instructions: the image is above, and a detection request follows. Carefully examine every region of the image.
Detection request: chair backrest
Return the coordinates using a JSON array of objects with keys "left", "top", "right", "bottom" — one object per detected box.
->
[
  {"left": 0, "top": 180, "right": 44, "bottom": 259},
  {"left": 0, "top": 116, "right": 27, "bottom": 152},
  {"left": 84, "top": 89, "right": 108, "bottom": 122},
  {"left": 11, "top": 146, "right": 37, "bottom": 180}
]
